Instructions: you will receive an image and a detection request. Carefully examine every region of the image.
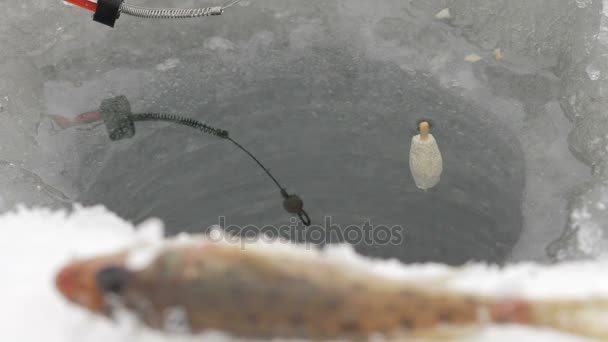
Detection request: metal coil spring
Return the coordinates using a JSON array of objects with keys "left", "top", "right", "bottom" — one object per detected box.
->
[
  {"left": 132, "top": 113, "right": 229, "bottom": 138},
  {"left": 119, "top": 3, "right": 223, "bottom": 19}
]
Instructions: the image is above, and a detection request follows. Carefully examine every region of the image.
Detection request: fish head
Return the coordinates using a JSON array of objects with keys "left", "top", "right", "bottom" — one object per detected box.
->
[{"left": 55, "top": 253, "right": 127, "bottom": 314}]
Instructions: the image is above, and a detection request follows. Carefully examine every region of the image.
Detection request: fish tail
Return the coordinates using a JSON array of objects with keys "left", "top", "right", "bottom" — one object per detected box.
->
[
  {"left": 488, "top": 298, "right": 608, "bottom": 340},
  {"left": 528, "top": 300, "right": 608, "bottom": 340}
]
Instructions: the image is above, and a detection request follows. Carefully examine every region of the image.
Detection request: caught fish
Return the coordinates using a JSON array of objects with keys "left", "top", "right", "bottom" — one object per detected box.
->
[{"left": 56, "top": 238, "right": 608, "bottom": 341}]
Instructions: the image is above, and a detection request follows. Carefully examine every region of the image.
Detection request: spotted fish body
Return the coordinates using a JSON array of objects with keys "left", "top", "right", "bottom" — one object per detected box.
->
[
  {"left": 124, "top": 245, "right": 490, "bottom": 339},
  {"left": 56, "top": 241, "right": 608, "bottom": 340}
]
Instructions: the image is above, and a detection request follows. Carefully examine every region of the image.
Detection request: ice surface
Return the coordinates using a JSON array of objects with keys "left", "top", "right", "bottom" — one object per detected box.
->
[
  {"left": 1, "top": 0, "right": 608, "bottom": 300},
  {"left": 6, "top": 0, "right": 608, "bottom": 340},
  {"left": 66, "top": 0, "right": 536, "bottom": 265}
]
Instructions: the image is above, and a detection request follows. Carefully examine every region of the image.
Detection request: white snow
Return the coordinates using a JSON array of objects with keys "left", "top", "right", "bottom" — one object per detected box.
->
[
  {"left": 0, "top": 205, "right": 606, "bottom": 342},
  {"left": 435, "top": 8, "right": 451, "bottom": 20}
]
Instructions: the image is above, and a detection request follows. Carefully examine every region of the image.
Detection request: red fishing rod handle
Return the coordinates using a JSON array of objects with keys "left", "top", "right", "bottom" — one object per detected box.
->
[{"left": 64, "top": 0, "right": 97, "bottom": 12}]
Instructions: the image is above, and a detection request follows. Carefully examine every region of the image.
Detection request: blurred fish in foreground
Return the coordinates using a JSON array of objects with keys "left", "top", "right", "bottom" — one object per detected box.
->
[{"left": 55, "top": 234, "right": 608, "bottom": 341}]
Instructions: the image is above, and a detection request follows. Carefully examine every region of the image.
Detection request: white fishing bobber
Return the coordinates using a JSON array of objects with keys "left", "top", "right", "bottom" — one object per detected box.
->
[{"left": 409, "top": 121, "right": 443, "bottom": 191}]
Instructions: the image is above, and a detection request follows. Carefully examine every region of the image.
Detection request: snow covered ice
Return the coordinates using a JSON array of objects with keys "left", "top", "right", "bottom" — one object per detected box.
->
[{"left": 3, "top": 0, "right": 608, "bottom": 340}]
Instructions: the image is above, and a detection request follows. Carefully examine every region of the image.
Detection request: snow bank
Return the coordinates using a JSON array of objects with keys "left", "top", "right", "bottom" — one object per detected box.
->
[{"left": 0, "top": 205, "right": 604, "bottom": 342}]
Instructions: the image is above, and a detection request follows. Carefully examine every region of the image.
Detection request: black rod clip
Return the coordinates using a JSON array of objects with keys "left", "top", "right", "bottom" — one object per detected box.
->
[{"left": 93, "top": 0, "right": 123, "bottom": 27}]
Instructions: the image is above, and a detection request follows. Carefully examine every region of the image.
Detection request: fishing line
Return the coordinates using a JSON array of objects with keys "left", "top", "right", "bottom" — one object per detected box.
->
[
  {"left": 131, "top": 113, "right": 312, "bottom": 227},
  {"left": 99, "top": 96, "right": 311, "bottom": 226},
  {"left": 131, "top": 113, "right": 284, "bottom": 191},
  {"left": 222, "top": 0, "right": 244, "bottom": 10}
]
